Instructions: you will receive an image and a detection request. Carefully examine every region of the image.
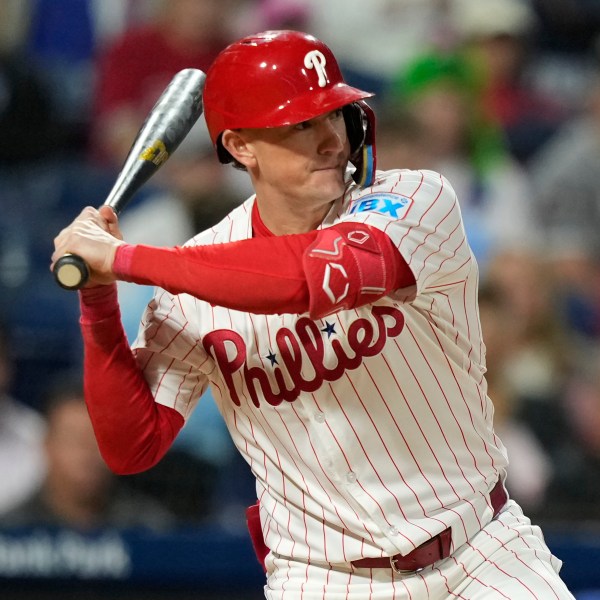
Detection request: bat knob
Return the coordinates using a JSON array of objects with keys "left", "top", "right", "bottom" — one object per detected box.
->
[{"left": 54, "top": 254, "right": 90, "bottom": 290}]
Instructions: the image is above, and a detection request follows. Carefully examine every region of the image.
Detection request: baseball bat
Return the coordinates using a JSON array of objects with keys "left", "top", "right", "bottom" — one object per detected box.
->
[{"left": 53, "top": 67, "right": 207, "bottom": 290}]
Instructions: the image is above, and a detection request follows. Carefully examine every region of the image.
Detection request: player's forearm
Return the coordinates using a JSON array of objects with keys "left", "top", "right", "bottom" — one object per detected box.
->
[
  {"left": 113, "top": 234, "right": 314, "bottom": 315},
  {"left": 111, "top": 225, "right": 415, "bottom": 318},
  {"left": 79, "top": 285, "right": 184, "bottom": 474}
]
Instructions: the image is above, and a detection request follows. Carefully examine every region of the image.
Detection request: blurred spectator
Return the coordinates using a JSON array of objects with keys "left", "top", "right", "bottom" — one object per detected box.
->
[
  {"left": 529, "top": 64, "right": 600, "bottom": 341},
  {"left": 485, "top": 249, "right": 573, "bottom": 408},
  {"left": 547, "top": 348, "right": 600, "bottom": 520},
  {"left": 478, "top": 282, "right": 553, "bottom": 515},
  {"left": 121, "top": 442, "right": 221, "bottom": 525},
  {"left": 449, "top": 0, "right": 567, "bottom": 163},
  {"left": 483, "top": 249, "right": 578, "bottom": 502},
  {"left": 234, "top": 0, "right": 312, "bottom": 33},
  {"left": 24, "top": 0, "right": 100, "bottom": 153},
  {"left": 389, "top": 49, "right": 539, "bottom": 273},
  {"left": 531, "top": 0, "right": 600, "bottom": 56},
  {"left": 1, "top": 377, "right": 174, "bottom": 531},
  {"left": 0, "top": 155, "right": 114, "bottom": 409},
  {"left": 89, "top": 0, "right": 239, "bottom": 167},
  {"left": 529, "top": 0, "right": 600, "bottom": 114},
  {"left": 0, "top": 0, "right": 31, "bottom": 54},
  {"left": 0, "top": 322, "right": 46, "bottom": 516},
  {"left": 306, "top": 0, "right": 449, "bottom": 98},
  {"left": 0, "top": 48, "right": 58, "bottom": 164},
  {"left": 19, "top": 0, "right": 162, "bottom": 153},
  {"left": 375, "top": 106, "right": 433, "bottom": 172},
  {"left": 530, "top": 0, "right": 600, "bottom": 101}
]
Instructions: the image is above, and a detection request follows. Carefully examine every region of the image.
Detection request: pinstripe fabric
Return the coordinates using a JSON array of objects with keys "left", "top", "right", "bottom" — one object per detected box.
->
[
  {"left": 263, "top": 502, "right": 572, "bottom": 599},
  {"left": 129, "top": 169, "right": 570, "bottom": 597}
]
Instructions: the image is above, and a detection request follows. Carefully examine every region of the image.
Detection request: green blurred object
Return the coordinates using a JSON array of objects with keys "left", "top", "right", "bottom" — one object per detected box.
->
[
  {"left": 390, "top": 50, "right": 508, "bottom": 178},
  {"left": 392, "top": 51, "right": 483, "bottom": 99}
]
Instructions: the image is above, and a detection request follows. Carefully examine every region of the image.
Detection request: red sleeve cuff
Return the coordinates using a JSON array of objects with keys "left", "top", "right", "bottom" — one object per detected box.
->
[{"left": 113, "top": 243, "right": 136, "bottom": 280}]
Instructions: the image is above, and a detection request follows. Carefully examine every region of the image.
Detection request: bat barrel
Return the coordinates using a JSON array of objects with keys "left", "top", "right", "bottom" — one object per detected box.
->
[
  {"left": 106, "top": 68, "right": 206, "bottom": 214},
  {"left": 53, "top": 68, "right": 206, "bottom": 291}
]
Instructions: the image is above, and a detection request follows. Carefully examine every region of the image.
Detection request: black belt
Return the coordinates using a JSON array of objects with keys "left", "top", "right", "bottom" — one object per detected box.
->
[{"left": 352, "top": 479, "right": 508, "bottom": 573}]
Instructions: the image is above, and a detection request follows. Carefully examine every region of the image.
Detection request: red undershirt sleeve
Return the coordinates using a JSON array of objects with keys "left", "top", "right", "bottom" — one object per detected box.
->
[
  {"left": 79, "top": 284, "right": 184, "bottom": 475},
  {"left": 114, "top": 232, "right": 315, "bottom": 315},
  {"left": 112, "top": 225, "right": 415, "bottom": 316}
]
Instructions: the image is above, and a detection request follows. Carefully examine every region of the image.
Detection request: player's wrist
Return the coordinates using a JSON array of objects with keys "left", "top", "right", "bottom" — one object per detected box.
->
[{"left": 112, "top": 243, "right": 136, "bottom": 280}]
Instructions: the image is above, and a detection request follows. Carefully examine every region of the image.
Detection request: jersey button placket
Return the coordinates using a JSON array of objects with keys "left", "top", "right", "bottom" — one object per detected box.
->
[{"left": 345, "top": 471, "right": 358, "bottom": 484}]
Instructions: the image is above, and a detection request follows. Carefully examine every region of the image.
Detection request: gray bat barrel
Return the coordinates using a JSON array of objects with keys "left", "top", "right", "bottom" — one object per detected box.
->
[{"left": 53, "top": 68, "right": 206, "bottom": 290}]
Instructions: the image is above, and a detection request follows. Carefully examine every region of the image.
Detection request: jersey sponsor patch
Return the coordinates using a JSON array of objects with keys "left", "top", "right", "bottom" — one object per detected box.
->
[{"left": 349, "top": 193, "right": 413, "bottom": 220}]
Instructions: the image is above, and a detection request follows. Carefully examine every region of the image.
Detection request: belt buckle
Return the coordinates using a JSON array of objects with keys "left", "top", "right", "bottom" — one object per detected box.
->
[{"left": 389, "top": 555, "right": 419, "bottom": 576}]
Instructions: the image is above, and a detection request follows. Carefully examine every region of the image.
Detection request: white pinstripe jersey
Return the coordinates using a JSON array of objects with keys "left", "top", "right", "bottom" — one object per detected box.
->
[{"left": 131, "top": 168, "right": 509, "bottom": 564}]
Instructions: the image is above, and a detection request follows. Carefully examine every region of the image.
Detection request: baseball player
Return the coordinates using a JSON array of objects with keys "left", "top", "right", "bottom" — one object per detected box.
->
[{"left": 52, "top": 31, "right": 573, "bottom": 599}]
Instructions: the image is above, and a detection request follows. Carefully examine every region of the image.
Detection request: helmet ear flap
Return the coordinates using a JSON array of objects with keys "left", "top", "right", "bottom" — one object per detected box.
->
[
  {"left": 343, "top": 103, "right": 366, "bottom": 155},
  {"left": 344, "top": 101, "right": 376, "bottom": 188}
]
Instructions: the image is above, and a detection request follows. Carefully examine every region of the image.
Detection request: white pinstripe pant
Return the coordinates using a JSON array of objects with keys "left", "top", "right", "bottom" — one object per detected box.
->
[{"left": 263, "top": 501, "right": 574, "bottom": 599}]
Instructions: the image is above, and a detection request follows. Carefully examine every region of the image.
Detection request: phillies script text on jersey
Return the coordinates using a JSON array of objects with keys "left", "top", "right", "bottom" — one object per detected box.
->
[{"left": 203, "top": 305, "right": 405, "bottom": 408}]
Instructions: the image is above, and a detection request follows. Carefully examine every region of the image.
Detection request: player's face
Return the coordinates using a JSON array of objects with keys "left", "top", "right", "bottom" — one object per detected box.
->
[{"left": 241, "top": 109, "right": 351, "bottom": 210}]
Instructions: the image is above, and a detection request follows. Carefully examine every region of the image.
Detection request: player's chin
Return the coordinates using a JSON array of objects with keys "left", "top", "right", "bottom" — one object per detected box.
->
[{"left": 312, "top": 168, "right": 346, "bottom": 196}]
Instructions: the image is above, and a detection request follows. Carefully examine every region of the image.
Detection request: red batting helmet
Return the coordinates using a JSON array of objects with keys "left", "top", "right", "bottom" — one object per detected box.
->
[{"left": 202, "top": 30, "right": 376, "bottom": 187}]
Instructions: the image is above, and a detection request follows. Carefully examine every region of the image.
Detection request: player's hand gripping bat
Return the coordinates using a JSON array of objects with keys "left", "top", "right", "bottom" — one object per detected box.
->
[{"left": 53, "top": 68, "right": 206, "bottom": 290}]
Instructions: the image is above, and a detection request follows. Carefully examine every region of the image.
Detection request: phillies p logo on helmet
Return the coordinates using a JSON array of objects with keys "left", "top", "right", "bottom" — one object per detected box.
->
[
  {"left": 304, "top": 50, "right": 328, "bottom": 88},
  {"left": 202, "top": 30, "right": 373, "bottom": 140}
]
